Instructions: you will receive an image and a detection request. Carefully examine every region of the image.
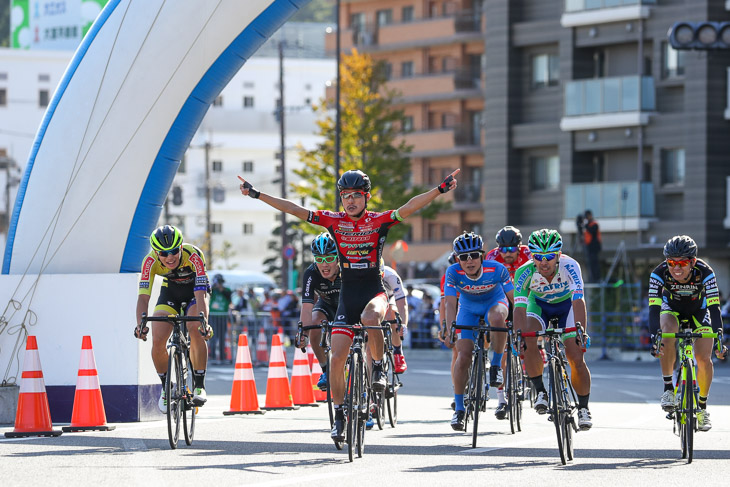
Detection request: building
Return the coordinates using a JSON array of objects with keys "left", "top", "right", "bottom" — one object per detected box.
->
[{"left": 329, "top": 1, "right": 730, "bottom": 289}]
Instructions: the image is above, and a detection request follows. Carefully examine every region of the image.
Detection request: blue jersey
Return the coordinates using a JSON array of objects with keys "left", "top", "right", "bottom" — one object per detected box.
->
[{"left": 444, "top": 261, "right": 513, "bottom": 304}]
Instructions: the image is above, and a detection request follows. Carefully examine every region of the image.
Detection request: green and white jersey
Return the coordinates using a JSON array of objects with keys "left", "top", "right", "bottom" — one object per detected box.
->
[{"left": 513, "top": 254, "right": 584, "bottom": 307}]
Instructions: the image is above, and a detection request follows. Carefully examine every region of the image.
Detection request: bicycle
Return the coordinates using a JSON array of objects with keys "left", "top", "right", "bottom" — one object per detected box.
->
[
  {"left": 651, "top": 324, "right": 726, "bottom": 463},
  {"left": 504, "top": 321, "right": 524, "bottom": 434},
  {"left": 140, "top": 313, "right": 207, "bottom": 449},
  {"left": 518, "top": 318, "right": 586, "bottom": 465},
  {"left": 450, "top": 318, "right": 509, "bottom": 448},
  {"left": 295, "top": 320, "right": 334, "bottom": 427},
  {"left": 370, "top": 314, "right": 404, "bottom": 430}
]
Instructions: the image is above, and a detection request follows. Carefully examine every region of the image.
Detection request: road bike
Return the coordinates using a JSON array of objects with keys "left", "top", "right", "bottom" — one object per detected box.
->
[
  {"left": 371, "top": 314, "right": 403, "bottom": 430},
  {"left": 140, "top": 313, "right": 206, "bottom": 449},
  {"left": 504, "top": 321, "right": 524, "bottom": 434},
  {"left": 652, "top": 323, "right": 725, "bottom": 463},
  {"left": 519, "top": 318, "right": 586, "bottom": 465},
  {"left": 450, "top": 318, "right": 509, "bottom": 448}
]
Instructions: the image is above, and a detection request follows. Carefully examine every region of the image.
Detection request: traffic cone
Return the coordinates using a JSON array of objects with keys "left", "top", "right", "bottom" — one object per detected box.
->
[
  {"left": 5, "top": 336, "right": 62, "bottom": 438},
  {"left": 261, "top": 334, "right": 298, "bottom": 410},
  {"left": 256, "top": 328, "right": 268, "bottom": 366},
  {"left": 311, "top": 359, "right": 327, "bottom": 402},
  {"left": 291, "top": 347, "right": 317, "bottom": 407},
  {"left": 306, "top": 343, "right": 315, "bottom": 370},
  {"left": 223, "top": 334, "right": 264, "bottom": 415},
  {"left": 62, "top": 336, "right": 115, "bottom": 432}
]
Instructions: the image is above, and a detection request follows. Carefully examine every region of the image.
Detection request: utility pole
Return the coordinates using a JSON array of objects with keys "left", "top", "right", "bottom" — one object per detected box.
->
[
  {"left": 334, "top": 0, "right": 342, "bottom": 209},
  {"left": 278, "top": 40, "right": 289, "bottom": 290},
  {"left": 204, "top": 139, "right": 213, "bottom": 269}
]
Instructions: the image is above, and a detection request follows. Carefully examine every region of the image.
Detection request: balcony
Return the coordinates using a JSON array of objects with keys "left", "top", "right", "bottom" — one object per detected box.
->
[
  {"left": 388, "top": 69, "right": 480, "bottom": 101},
  {"left": 400, "top": 126, "right": 480, "bottom": 157},
  {"left": 453, "top": 181, "right": 482, "bottom": 208},
  {"left": 562, "top": 0, "right": 655, "bottom": 27},
  {"left": 561, "top": 76, "right": 654, "bottom": 131},
  {"left": 559, "top": 181, "right": 655, "bottom": 233}
]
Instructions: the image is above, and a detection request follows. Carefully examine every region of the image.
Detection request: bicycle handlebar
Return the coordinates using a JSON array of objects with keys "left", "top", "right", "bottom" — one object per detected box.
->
[
  {"left": 652, "top": 328, "right": 726, "bottom": 357},
  {"left": 141, "top": 313, "right": 205, "bottom": 324}
]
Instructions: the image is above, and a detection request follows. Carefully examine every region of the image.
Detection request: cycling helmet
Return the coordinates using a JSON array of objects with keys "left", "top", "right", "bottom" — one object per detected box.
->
[
  {"left": 527, "top": 229, "right": 562, "bottom": 254},
  {"left": 496, "top": 226, "right": 522, "bottom": 247},
  {"left": 311, "top": 232, "right": 337, "bottom": 256},
  {"left": 150, "top": 225, "right": 183, "bottom": 252},
  {"left": 453, "top": 232, "right": 484, "bottom": 254},
  {"left": 663, "top": 235, "right": 697, "bottom": 259},
  {"left": 337, "top": 169, "right": 371, "bottom": 193}
]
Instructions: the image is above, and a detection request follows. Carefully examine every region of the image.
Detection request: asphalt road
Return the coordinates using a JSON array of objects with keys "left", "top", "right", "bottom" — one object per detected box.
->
[{"left": 2, "top": 350, "right": 730, "bottom": 486}]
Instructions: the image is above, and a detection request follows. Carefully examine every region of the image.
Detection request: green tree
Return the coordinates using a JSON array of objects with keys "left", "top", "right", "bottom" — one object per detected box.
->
[
  {"left": 213, "top": 240, "right": 239, "bottom": 270},
  {"left": 292, "top": 0, "right": 334, "bottom": 23},
  {"left": 291, "top": 48, "right": 446, "bottom": 241}
]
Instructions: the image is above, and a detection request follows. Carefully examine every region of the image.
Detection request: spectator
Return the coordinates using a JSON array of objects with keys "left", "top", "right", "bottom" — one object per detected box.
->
[
  {"left": 233, "top": 288, "right": 248, "bottom": 312},
  {"left": 209, "top": 274, "right": 233, "bottom": 364},
  {"left": 406, "top": 284, "right": 422, "bottom": 317},
  {"left": 583, "top": 209, "right": 602, "bottom": 283}
]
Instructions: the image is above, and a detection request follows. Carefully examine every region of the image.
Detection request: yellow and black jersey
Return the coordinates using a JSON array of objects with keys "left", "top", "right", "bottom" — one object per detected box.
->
[{"left": 138, "top": 243, "right": 209, "bottom": 295}]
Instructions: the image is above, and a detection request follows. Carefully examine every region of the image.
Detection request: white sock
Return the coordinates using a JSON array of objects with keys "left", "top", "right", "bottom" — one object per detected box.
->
[{"left": 497, "top": 388, "right": 505, "bottom": 404}]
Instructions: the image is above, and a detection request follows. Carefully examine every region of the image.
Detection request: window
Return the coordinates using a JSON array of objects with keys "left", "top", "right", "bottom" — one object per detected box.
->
[
  {"left": 381, "top": 62, "right": 393, "bottom": 80},
  {"left": 350, "top": 12, "right": 365, "bottom": 30},
  {"left": 210, "top": 223, "right": 222, "bottom": 234},
  {"left": 242, "top": 161, "right": 254, "bottom": 172},
  {"left": 212, "top": 160, "right": 223, "bottom": 172},
  {"left": 304, "top": 97, "right": 311, "bottom": 106},
  {"left": 243, "top": 96, "right": 254, "bottom": 108},
  {"left": 402, "top": 116, "right": 413, "bottom": 133},
  {"left": 305, "top": 83, "right": 312, "bottom": 91},
  {"left": 662, "top": 42, "right": 685, "bottom": 78},
  {"left": 532, "top": 54, "right": 559, "bottom": 88},
  {"left": 402, "top": 6, "right": 414, "bottom": 22},
  {"left": 39, "top": 90, "right": 49, "bottom": 107},
  {"left": 178, "top": 156, "right": 186, "bottom": 174},
  {"left": 38, "top": 73, "right": 50, "bottom": 82},
  {"left": 530, "top": 155, "right": 560, "bottom": 190},
  {"left": 0, "top": 88, "right": 6, "bottom": 107},
  {"left": 243, "top": 81, "right": 254, "bottom": 89},
  {"left": 0, "top": 73, "right": 7, "bottom": 81},
  {"left": 242, "top": 223, "right": 253, "bottom": 235},
  {"left": 212, "top": 95, "right": 223, "bottom": 107},
  {"left": 661, "top": 149, "right": 685, "bottom": 185},
  {"left": 376, "top": 9, "right": 392, "bottom": 26},
  {"left": 401, "top": 61, "right": 414, "bottom": 78}
]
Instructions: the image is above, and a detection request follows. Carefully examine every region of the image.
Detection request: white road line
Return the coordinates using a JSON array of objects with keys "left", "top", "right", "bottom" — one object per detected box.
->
[{"left": 241, "top": 472, "right": 350, "bottom": 487}]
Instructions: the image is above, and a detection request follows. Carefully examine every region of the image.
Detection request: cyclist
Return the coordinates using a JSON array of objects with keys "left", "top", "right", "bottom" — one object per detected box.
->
[
  {"left": 513, "top": 229, "right": 593, "bottom": 430},
  {"left": 134, "top": 225, "right": 212, "bottom": 412},
  {"left": 444, "top": 232, "right": 514, "bottom": 431},
  {"left": 298, "top": 232, "right": 341, "bottom": 391},
  {"left": 484, "top": 226, "right": 531, "bottom": 420},
  {"left": 439, "top": 252, "right": 459, "bottom": 408},
  {"left": 382, "top": 263, "right": 409, "bottom": 373},
  {"left": 239, "top": 168, "right": 458, "bottom": 440},
  {"left": 649, "top": 235, "right": 727, "bottom": 432}
]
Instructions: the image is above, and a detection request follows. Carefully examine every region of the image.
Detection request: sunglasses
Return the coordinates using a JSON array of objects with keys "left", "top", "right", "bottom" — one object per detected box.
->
[
  {"left": 314, "top": 255, "right": 338, "bottom": 264},
  {"left": 533, "top": 252, "right": 558, "bottom": 262},
  {"left": 457, "top": 251, "right": 483, "bottom": 262},
  {"left": 499, "top": 246, "right": 518, "bottom": 253},
  {"left": 667, "top": 259, "right": 691, "bottom": 268},
  {"left": 157, "top": 247, "right": 181, "bottom": 258},
  {"left": 340, "top": 191, "right": 365, "bottom": 201}
]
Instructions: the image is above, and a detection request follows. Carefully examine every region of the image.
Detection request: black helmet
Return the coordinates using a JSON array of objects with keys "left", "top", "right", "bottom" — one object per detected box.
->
[
  {"left": 150, "top": 225, "right": 183, "bottom": 252},
  {"left": 337, "top": 169, "right": 371, "bottom": 193},
  {"left": 663, "top": 235, "right": 697, "bottom": 259},
  {"left": 496, "top": 226, "right": 522, "bottom": 247}
]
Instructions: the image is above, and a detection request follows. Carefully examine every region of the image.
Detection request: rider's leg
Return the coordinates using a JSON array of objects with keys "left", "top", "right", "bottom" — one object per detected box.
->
[
  {"left": 659, "top": 313, "right": 679, "bottom": 380},
  {"left": 363, "top": 295, "right": 388, "bottom": 362},
  {"left": 487, "top": 304, "right": 508, "bottom": 365},
  {"left": 329, "top": 333, "right": 353, "bottom": 405},
  {"left": 694, "top": 336, "right": 714, "bottom": 403},
  {"left": 309, "top": 311, "right": 329, "bottom": 367},
  {"left": 563, "top": 336, "right": 591, "bottom": 396},
  {"left": 151, "top": 317, "right": 173, "bottom": 376},
  {"left": 453, "top": 337, "right": 475, "bottom": 410}
]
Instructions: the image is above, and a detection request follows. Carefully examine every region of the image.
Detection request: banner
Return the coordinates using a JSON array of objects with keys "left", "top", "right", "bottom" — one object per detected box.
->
[{"left": 11, "top": 0, "right": 109, "bottom": 50}]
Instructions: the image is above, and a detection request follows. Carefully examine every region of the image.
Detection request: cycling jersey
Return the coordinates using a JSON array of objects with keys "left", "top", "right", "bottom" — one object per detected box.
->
[
  {"left": 648, "top": 258, "right": 722, "bottom": 332},
  {"left": 444, "top": 261, "right": 513, "bottom": 304},
  {"left": 138, "top": 243, "right": 209, "bottom": 295},
  {"left": 307, "top": 209, "right": 402, "bottom": 281},
  {"left": 301, "top": 263, "right": 341, "bottom": 308},
  {"left": 382, "top": 265, "right": 406, "bottom": 304},
  {"left": 513, "top": 254, "right": 584, "bottom": 307},
  {"left": 485, "top": 245, "right": 531, "bottom": 279}
]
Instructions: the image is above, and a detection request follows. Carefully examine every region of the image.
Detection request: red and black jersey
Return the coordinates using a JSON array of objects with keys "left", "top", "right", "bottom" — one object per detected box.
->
[
  {"left": 484, "top": 245, "right": 531, "bottom": 280},
  {"left": 307, "top": 209, "right": 402, "bottom": 281}
]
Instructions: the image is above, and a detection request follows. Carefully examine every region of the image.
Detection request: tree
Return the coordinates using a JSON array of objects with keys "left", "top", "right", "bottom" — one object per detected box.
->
[
  {"left": 291, "top": 48, "right": 446, "bottom": 241},
  {"left": 292, "top": 0, "right": 335, "bottom": 23},
  {"left": 213, "top": 240, "right": 239, "bottom": 270}
]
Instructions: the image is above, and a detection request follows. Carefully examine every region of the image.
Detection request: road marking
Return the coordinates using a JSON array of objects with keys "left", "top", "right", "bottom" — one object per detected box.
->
[
  {"left": 243, "top": 472, "right": 349, "bottom": 487},
  {"left": 461, "top": 434, "right": 555, "bottom": 453},
  {"left": 620, "top": 389, "right": 652, "bottom": 401},
  {"left": 411, "top": 369, "right": 451, "bottom": 376}
]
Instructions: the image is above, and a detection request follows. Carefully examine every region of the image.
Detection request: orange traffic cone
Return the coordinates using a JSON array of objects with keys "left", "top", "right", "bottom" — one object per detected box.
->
[
  {"left": 223, "top": 334, "right": 264, "bottom": 415},
  {"left": 261, "top": 334, "right": 298, "bottom": 410},
  {"left": 291, "top": 347, "right": 317, "bottom": 407},
  {"left": 255, "top": 328, "right": 268, "bottom": 366},
  {"left": 306, "top": 343, "right": 315, "bottom": 370},
  {"left": 5, "top": 336, "right": 62, "bottom": 438},
  {"left": 311, "top": 359, "right": 327, "bottom": 402},
  {"left": 62, "top": 336, "right": 115, "bottom": 432}
]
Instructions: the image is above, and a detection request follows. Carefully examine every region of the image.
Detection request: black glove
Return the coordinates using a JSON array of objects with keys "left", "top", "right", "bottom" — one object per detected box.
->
[
  {"left": 243, "top": 181, "right": 260, "bottom": 199},
  {"left": 134, "top": 323, "right": 149, "bottom": 341},
  {"left": 437, "top": 174, "right": 454, "bottom": 194}
]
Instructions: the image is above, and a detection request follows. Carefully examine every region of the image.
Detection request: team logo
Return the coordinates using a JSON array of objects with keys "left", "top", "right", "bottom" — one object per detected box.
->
[{"left": 141, "top": 257, "right": 154, "bottom": 281}]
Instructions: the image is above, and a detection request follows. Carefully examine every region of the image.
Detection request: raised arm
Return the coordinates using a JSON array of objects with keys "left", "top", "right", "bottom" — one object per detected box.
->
[
  {"left": 238, "top": 175, "right": 310, "bottom": 221},
  {"left": 397, "top": 169, "right": 459, "bottom": 219}
]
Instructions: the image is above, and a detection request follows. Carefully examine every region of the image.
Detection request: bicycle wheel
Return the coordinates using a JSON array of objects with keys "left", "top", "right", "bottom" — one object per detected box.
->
[
  {"left": 561, "top": 368, "right": 574, "bottom": 461},
  {"left": 182, "top": 352, "right": 196, "bottom": 446},
  {"left": 386, "top": 353, "right": 398, "bottom": 428},
  {"left": 682, "top": 361, "right": 695, "bottom": 463},
  {"left": 507, "top": 350, "right": 521, "bottom": 434},
  {"left": 166, "top": 346, "right": 182, "bottom": 449},
  {"left": 346, "top": 355, "right": 357, "bottom": 462},
  {"left": 548, "top": 359, "right": 567, "bottom": 465},
  {"left": 374, "top": 356, "right": 386, "bottom": 430},
  {"left": 472, "top": 348, "right": 484, "bottom": 448},
  {"left": 356, "top": 356, "right": 367, "bottom": 458},
  {"left": 326, "top": 352, "right": 335, "bottom": 431}
]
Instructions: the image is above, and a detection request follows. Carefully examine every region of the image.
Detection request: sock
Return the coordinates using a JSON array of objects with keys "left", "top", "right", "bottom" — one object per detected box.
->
[
  {"left": 334, "top": 404, "right": 344, "bottom": 417},
  {"left": 699, "top": 395, "right": 707, "bottom": 410},
  {"left": 320, "top": 364, "right": 327, "bottom": 373},
  {"left": 491, "top": 352, "right": 503, "bottom": 367},
  {"left": 663, "top": 375, "right": 673, "bottom": 392},
  {"left": 454, "top": 394, "right": 465, "bottom": 412},
  {"left": 578, "top": 394, "right": 590, "bottom": 409},
  {"left": 194, "top": 370, "right": 206, "bottom": 389},
  {"left": 530, "top": 375, "right": 546, "bottom": 393},
  {"left": 497, "top": 388, "right": 505, "bottom": 404},
  {"left": 394, "top": 345, "right": 402, "bottom": 354},
  {"left": 158, "top": 373, "right": 167, "bottom": 387},
  {"left": 372, "top": 360, "right": 382, "bottom": 368}
]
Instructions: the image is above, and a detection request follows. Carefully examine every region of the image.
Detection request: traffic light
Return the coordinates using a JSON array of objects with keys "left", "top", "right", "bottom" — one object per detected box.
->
[
  {"left": 668, "top": 21, "right": 730, "bottom": 50},
  {"left": 171, "top": 185, "right": 183, "bottom": 205}
]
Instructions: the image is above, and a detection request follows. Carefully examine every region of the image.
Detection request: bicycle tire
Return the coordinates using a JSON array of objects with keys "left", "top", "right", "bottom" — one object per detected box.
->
[
  {"left": 472, "top": 347, "right": 484, "bottom": 448},
  {"left": 182, "top": 352, "right": 196, "bottom": 446},
  {"left": 684, "top": 360, "right": 695, "bottom": 463},
  {"left": 508, "top": 349, "right": 522, "bottom": 434},
  {"left": 386, "top": 353, "right": 398, "bottom": 427},
  {"left": 326, "top": 352, "right": 335, "bottom": 431},
  {"left": 346, "top": 355, "right": 357, "bottom": 462},
  {"left": 375, "top": 357, "right": 386, "bottom": 430},
  {"left": 356, "top": 355, "right": 367, "bottom": 458},
  {"left": 548, "top": 359, "right": 567, "bottom": 465},
  {"left": 561, "top": 366, "right": 574, "bottom": 461},
  {"left": 166, "top": 346, "right": 182, "bottom": 449}
]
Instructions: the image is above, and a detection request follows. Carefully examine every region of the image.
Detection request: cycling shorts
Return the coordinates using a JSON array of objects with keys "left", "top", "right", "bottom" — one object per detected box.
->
[
  {"left": 660, "top": 300, "right": 711, "bottom": 331},
  {"left": 312, "top": 298, "right": 337, "bottom": 323},
  {"left": 333, "top": 279, "right": 388, "bottom": 340},
  {"left": 526, "top": 297, "right": 577, "bottom": 340},
  {"left": 455, "top": 293, "right": 509, "bottom": 341},
  {"left": 154, "top": 282, "right": 199, "bottom": 316}
]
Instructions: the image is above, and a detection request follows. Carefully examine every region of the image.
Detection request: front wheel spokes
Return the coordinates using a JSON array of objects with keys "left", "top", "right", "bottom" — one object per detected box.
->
[
  {"left": 166, "top": 346, "right": 182, "bottom": 449},
  {"left": 346, "top": 355, "right": 357, "bottom": 462}
]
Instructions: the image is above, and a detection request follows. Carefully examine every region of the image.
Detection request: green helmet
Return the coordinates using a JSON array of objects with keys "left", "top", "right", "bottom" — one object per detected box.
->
[
  {"left": 527, "top": 229, "right": 563, "bottom": 254},
  {"left": 150, "top": 225, "right": 183, "bottom": 252}
]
